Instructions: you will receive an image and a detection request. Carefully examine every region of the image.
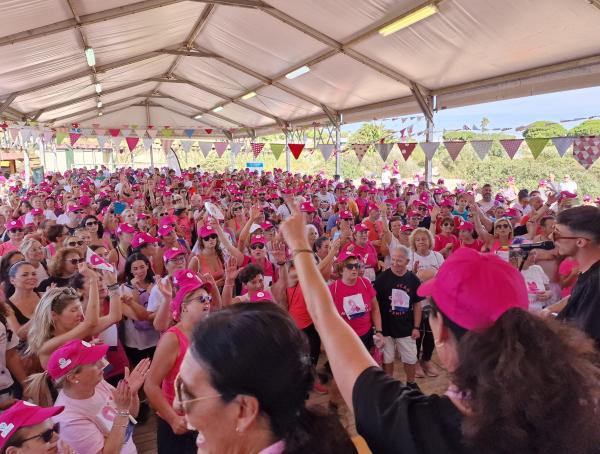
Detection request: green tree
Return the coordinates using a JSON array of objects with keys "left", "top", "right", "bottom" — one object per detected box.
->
[
  {"left": 569, "top": 119, "right": 600, "bottom": 136},
  {"left": 480, "top": 117, "right": 490, "bottom": 131},
  {"left": 523, "top": 121, "right": 567, "bottom": 138},
  {"left": 348, "top": 123, "right": 395, "bottom": 144}
]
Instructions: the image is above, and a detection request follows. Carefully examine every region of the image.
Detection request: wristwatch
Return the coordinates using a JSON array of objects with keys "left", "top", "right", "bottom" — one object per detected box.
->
[{"left": 374, "top": 329, "right": 383, "bottom": 334}]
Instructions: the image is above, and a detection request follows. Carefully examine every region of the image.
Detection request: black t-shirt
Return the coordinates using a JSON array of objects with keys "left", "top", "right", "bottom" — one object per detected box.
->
[
  {"left": 37, "top": 276, "right": 71, "bottom": 293},
  {"left": 557, "top": 260, "right": 600, "bottom": 347},
  {"left": 374, "top": 269, "right": 423, "bottom": 338},
  {"left": 353, "top": 367, "right": 470, "bottom": 454}
]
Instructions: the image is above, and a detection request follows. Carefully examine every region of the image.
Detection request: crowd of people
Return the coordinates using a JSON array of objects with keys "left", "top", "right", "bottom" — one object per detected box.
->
[{"left": 0, "top": 164, "right": 598, "bottom": 454}]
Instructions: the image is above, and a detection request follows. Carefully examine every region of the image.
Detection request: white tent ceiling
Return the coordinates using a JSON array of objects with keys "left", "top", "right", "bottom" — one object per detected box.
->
[{"left": 0, "top": 0, "right": 599, "bottom": 139}]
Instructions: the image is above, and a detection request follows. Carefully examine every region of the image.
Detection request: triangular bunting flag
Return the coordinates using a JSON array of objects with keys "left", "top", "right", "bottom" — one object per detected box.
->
[
  {"left": 270, "top": 143, "right": 285, "bottom": 160},
  {"left": 125, "top": 137, "right": 139, "bottom": 152},
  {"left": 162, "top": 139, "right": 173, "bottom": 154},
  {"left": 142, "top": 137, "right": 153, "bottom": 151},
  {"left": 42, "top": 130, "right": 54, "bottom": 143},
  {"left": 81, "top": 128, "right": 93, "bottom": 137},
  {"left": 499, "top": 139, "right": 523, "bottom": 159},
  {"left": 397, "top": 142, "right": 417, "bottom": 161},
  {"left": 69, "top": 133, "right": 81, "bottom": 146},
  {"left": 352, "top": 144, "right": 370, "bottom": 162},
  {"left": 184, "top": 129, "right": 195, "bottom": 139},
  {"left": 318, "top": 144, "right": 335, "bottom": 161},
  {"left": 525, "top": 138, "right": 549, "bottom": 159},
  {"left": 288, "top": 143, "right": 305, "bottom": 160},
  {"left": 552, "top": 137, "right": 574, "bottom": 157},
  {"left": 199, "top": 142, "right": 212, "bottom": 157},
  {"left": 205, "top": 129, "right": 213, "bottom": 135},
  {"left": 375, "top": 143, "right": 394, "bottom": 161},
  {"left": 86, "top": 248, "right": 115, "bottom": 272},
  {"left": 230, "top": 142, "right": 242, "bottom": 156},
  {"left": 419, "top": 142, "right": 439, "bottom": 160},
  {"left": 161, "top": 127, "right": 173, "bottom": 138},
  {"left": 9, "top": 128, "right": 20, "bottom": 143},
  {"left": 147, "top": 128, "right": 157, "bottom": 139},
  {"left": 251, "top": 143, "right": 265, "bottom": 159},
  {"left": 97, "top": 136, "right": 108, "bottom": 149},
  {"left": 444, "top": 141, "right": 466, "bottom": 161},
  {"left": 94, "top": 128, "right": 105, "bottom": 136},
  {"left": 108, "top": 129, "right": 121, "bottom": 137},
  {"left": 573, "top": 136, "right": 600, "bottom": 169},
  {"left": 214, "top": 142, "right": 228, "bottom": 157},
  {"left": 470, "top": 140, "right": 493, "bottom": 160},
  {"left": 180, "top": 141, "right": 193, "bottom": 154},
  {"left": 56, "top": 131, "right": 67, "bottom": 145},
  {"left": 20, "top": 127, "right": 33, "bottom": 144},
  {"left": 111, "top": 137, "right": 122, "bottom": 150}
]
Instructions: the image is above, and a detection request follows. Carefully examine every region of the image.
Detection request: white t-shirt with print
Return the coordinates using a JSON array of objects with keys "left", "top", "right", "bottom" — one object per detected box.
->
[{"left": 0, "top": 322, "right": 18, "bottom": 391}]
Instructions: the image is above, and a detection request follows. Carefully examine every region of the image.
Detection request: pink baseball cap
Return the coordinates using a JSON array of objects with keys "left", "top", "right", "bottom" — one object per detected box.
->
[
  {"left": 0, "top": 401, "right": 64, "bottom": 449},
  {"left": 116, "top": 223, "right": 136, "bottom": 235},
  {"left": 137, "top": 213, "right": 149, "bottom": 220},
  {"left": 337, "top": 197, "right": 349, "bottom": 204},
  {"left": 367, "top": 203, "right": 379, "bottom": 211},
  {"left": 31, "top": 208, "right": 44, "bottom": 216},
  {"left": 456, "top": 220, "right": 474, "bottom": 231},
  {"left": 132, "top": 232, "right": 158, "bottom": 249},
  {"left": 440, "top": 199, "right": 454, "bottom": 208},
  {"left": 67, "top": 204, "right": 82, "bottom": 213},
  {"left": 159, "top": 215, "right": 177, "bottom": 226},
  {"left": 400, "top": 225, "right": 415, "bottom": 233},
  {"left": 260, "top": 221, "right": 275, "bottom": 231},
  {"left": 163, "top": 247, "right": 186, "bottom": 262},
  {"left": 79, "top": 196, "right": 91, "bottom": 207},
  {"left": 503, "top": 208, "right": 520, "bottom": 218},
  {"left": 299, "top": 202, "right": 316, "bottom": 213},
  {"left": 249, "top": 290, "right": 273, "bottom": 303},
  {"left": 47, "top": 339, "right": 109, "bottom": 380},
  {"left": 158, "top": 225, "right": 174, "bottom": 237},
  {"left": 339, "top": 210, "right": 353, "bottom": 220},
  {"left": 250, "top": 234, "right": 267, "bottom": 245},
  {"left": 354, "top": 223, "right": 369, "bottom": 232},
  {"left": 199, "top": 225, "right": 217, "bottom": 238},
  {"left": 5, "top": 219, "right": 24, "bottom": 231},
  {"left": 417, "top": 248, "right": 528, "bottom": 331},
  {"left": 171, "top": 269, "right": 212, "bottom": 321},
  {"left": 337, "top": 250, "right": 360, "bottom": 263}
]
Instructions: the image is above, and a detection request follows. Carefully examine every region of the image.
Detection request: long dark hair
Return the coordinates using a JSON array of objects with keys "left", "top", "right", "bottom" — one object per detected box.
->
[
  {"left": 80, "top": 214, "right": 104, "bottom": 239},
  {"left": 0, "top": 250, "right": 26, "bottom": 299},
  {"left": 124, "top": 253, "right": 154, "bottom": 284},
  {"left": 438, "top": 306, "right": 600, "bottom": 453},
  {"left": 190, "top": 303, "right": 356, "bottom": 454}
]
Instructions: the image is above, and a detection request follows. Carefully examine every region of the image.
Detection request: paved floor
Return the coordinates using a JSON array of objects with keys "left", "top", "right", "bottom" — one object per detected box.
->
[{"left": 135, "top": 356, "right": 449, "bottom": 453}]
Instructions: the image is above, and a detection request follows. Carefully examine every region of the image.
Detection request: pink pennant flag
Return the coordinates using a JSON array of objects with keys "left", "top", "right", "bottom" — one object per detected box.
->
[
  {"left": 42, "top": 130, "right": 54, "bottom": 143},
  {"left": 573, "top": 136, "right": 600, "bottom": 169},
  {"left": 9, "top": 129, "right": 19, "bottom": 142},
  {"left": 125, "top": 137, "right": 139, "bottom": 152},
  {"left": 251, "top": 142, "right": 265, "bottom": 158},
  {"left": 444, "top": 141, "right": 466, "bottom": 161},
  {"left": 205, "top": 129, "right": 213, "bottom": 135},
  {"left": 108, "top": 129, "right": 121, "bottom": 137},
  {"left": 214, "top": 142, "right": 228, "bottom": 157},
  {"left": 86, "top": 248, "right": 114, "bottom": 272},
  {"left": 288, "top": 143, "right": 305, "bottom": 160},
  {"left": 69, "top": 133, "right": 81, "bottom": 146},
  {"left": 500, "top": 139, "right": 523, "bottom": 159},
  {"left": 147, "top": 128, "right": 158, "bottom": 139},
  {"left": 397, "top": 142, "right": 417, "bottom": 161}
]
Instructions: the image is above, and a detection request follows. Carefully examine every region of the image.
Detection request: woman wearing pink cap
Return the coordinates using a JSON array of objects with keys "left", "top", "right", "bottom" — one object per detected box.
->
[
  {"left": 188, "top": 225, "right": 225, "bottom": 288},
  {"left": 0, "top": 220, "right": 25, "bottom": 257},
  {"left": 456, "top": 221, "right": 484, "bottom": 251},
  {"left": 339, "top": 224, "right": 379, "bottom": 282},
  {"left": 279, "top": 202, "right": 600, "bottom": 454},
  {"left": 34, "top": 339, "right": 149, "bottom": 454},
  {"left": 0, "top": 400, "right": 65, "bottom": 454},
  {"left": 107, "top": 223, "right": 136, "bottom": 283},
  {"left": 144, "top": 270, "right": 214, "bottom": 454}
]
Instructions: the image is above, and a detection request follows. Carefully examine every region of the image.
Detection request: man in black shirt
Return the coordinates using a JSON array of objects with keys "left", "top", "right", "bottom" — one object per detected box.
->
[
  {"left": 552, "top": 206, "right": 600, "bottom": 347},
  {"left": 374, "top": 246, "right": 423, "bottom": 387}
]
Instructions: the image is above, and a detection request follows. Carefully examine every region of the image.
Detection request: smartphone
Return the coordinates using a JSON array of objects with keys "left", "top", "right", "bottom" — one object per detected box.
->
[{"left": 113, "top": 201, "right": 127, "bottom": 215}]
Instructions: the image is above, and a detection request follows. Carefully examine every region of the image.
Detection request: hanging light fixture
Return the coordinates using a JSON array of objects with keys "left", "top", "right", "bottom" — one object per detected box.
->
[
  {"left": 379, "top": 3, "right": 439, "bottom": 36},
  {"left": 84, "top": 47, "right": 96, "bottom": 66}
]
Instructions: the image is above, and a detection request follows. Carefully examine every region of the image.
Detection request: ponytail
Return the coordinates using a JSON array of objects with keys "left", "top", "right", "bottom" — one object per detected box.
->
[
  {"left": 24, "top": 371, "right": 57, "bottom": 408},
  {"left": 452, "top": 309, "right": 600, "bottom": 454}
]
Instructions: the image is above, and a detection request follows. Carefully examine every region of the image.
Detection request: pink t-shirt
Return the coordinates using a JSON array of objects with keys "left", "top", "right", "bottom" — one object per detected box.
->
[
  {"left": 434, "top": 234, "right": 460, "bottom": 253},
  {"left": 328, "top": 277, "right": 376, "bottom": 336},
  {"left": 558, "top": 258, "right": 579, "bottom": 297},
  {"left": 54, "top": 380, "right": 138, "bottom": 454}
]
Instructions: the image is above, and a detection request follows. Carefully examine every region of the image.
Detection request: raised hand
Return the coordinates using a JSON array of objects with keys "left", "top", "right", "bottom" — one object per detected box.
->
[
  {"left": 272, "top": 241, "right": 287, "bottom": 264},
  {"left": 124, "top": 358, "right": 151, "bottom": 394},
  {"left": 112, "top": 379, "right": 132, "bottom": 412},
  {"left": 224, "top": 257, "right": 239, "bottom": 283},
  {"left": 279, "top": 199, "right": 310, "bottom": 251},
  {"left": 156, "top": 277, "right": 173, "bottom": 298}
]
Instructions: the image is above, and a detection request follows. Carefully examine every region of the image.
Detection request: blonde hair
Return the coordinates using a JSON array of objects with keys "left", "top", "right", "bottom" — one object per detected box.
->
[
  {"left": 493, "top": 217, "right": 514, "bottom": 239},
  {"left": 19, "top": 237, "right": 43, "bottom": 258},
  {"left": 26, "top": 287, "right": 80, "bottom": 356},
  {"left": 409, "top": 227, "right": 434, "bottom": 251},
  {"left": 25, "top": 365, "right": 81, "bottom": 408}
]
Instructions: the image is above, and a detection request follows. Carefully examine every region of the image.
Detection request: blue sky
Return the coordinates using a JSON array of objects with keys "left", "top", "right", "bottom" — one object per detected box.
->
[{"left": 342, "top": 86, "right": 600, "bottom": 140}]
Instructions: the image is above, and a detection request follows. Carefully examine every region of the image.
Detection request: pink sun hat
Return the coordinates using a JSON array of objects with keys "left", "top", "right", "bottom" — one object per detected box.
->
[{"left": 47, "top": 339, "right": 109, "bottom": 380}]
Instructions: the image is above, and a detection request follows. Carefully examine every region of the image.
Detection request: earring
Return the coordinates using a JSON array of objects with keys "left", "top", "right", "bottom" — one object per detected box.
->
[
  {"left": 75, "top": 380, "right": 80, "bottom": 384},
  {"left": 235, "top": 427, "right": 242, "bottom": 433}
]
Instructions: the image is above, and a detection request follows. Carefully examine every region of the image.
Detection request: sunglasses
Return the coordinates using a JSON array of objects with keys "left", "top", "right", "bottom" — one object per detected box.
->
[
  {"left": 68, "top": 258, "right": 85, "bottom": 265},
  {"left": 417, "top": 206, "right": 427, "bottom": 211},
  {"left": 85, "top": 221, "right": 98, "bottom": 226},
  {"left": 194, "top": 295, "right": 213, "bottom": 304},
  {"left": 67, "top": 241, "right": 85, "bottom": 247},
  {"left": 442, "top": 223, "right": 453, "bottom": 227},
  {"left": 344, "top": 263, "right": 363, "bottom": 270},
  {"left": 10, "top": 229, "right": 24, "bottom": 233},
  {"left": 18, "top": 423, "right": 60, "bottom": 445},
  {"left": 232, "top": 206, "right": 242, "bottom": 211},
  {"left": 202, "top": 234, "right": 218, "bottom": 241},
  {"left": 250, "top": 243, "right": 265, "bottom": 250},
  {"left": 553, "top": 230, "right": 591, "bottom": 241},
  {"left": 495, "top": 224, "right": 511, "bottom": 230}
]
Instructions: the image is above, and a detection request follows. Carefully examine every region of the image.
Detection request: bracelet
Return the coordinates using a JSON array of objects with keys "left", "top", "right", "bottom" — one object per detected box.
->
[
  {"left": 115, "top": 410, "right": 130, "bottom": 417},
  {"left": 374, "top": 329, "right": 383, "bottom": 334},
  {"left": 223, "top": 282, "right": 234, "bottom": 287},
  {"left": 291, "top": 249, "right": 313, "bottom": 258},
  {"left": 413, "top": 326, "right": 420, "bottom": 330},
  {"left": 107, "top": 283, "right": 119, "bottom": 291}
]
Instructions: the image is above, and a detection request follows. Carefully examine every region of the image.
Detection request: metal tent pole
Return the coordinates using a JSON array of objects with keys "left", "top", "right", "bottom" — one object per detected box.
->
[
  {"left": 285, "top": 131, "right": 290, "bottom": 172},
  {"left": 424, "top": 96, "right": 434, "bottom": 184},
  {"left": 335, "top": 114, "right": 342, "bottom": 177}
]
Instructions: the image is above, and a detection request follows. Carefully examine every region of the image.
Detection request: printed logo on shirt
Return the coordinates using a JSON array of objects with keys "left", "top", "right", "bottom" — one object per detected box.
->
[
  {"left": 390, "top": 289, "right": 410, "bottom": 314},
  {"left": 343, "top": 293, "right": 367, "bottom": 319}
]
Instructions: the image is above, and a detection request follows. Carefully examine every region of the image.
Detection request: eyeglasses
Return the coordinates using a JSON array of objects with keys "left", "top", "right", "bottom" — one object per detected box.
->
[
  {"left": 232, "top": 207, "right": 242, "bottom": 212},
  {"left": 174, "top": 374, "right": 221, "bottom": 410},
  {"left": 417, "top": 206, "right": 427, "bottom": 211},
  {"left": 10, "top": 229, "right": 24, "bottom": 233},
  {"left": 72, "top": 211, "right": 82, "bottom": 215},
  {"left": 67, "top": 257, "right": 85, "bottom": 265},
  {"left": 168, "top": 255, "right": 186, "bottom": 263},
  {"left": 67, "top": 241, "right": 84, "bottom": 247},
  {"left": 202, "top": 234, "right": 218, "bottom": 241},
  {"left": 553, "top": 230, "right": 591, "bottom": 241},
  {"left": 17, "top": 423, "right": 60, "bottom": 445},
  {"left": 344, "top": 263, "right": 363, "bottom": 270},
  {"left": 250, "top": 243, "right": 265, "bottom": 250},
  {"left": 85, "top": 221, "right": 98, "bottom": 226}
]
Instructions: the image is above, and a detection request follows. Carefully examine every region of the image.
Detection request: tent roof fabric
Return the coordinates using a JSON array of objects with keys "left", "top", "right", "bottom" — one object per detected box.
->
[{"left": 1, "top": 0, "right": 599, "bottom": 137}]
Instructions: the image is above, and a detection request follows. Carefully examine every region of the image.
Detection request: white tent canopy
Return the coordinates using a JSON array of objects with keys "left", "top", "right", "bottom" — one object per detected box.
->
[{"left": 1, "top": 0, "right": 599, "bottom": 138}]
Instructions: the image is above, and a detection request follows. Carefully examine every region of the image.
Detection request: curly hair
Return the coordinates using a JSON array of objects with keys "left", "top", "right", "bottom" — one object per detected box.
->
[
  {"left": 47, "top": 247, "right": 81, "bottom": 278},
  {"left": 451, "top": 308, "right": 600, "bottom": 453},
  {"left": 408, "top": 227, "right": 434, "bottom": 251}
]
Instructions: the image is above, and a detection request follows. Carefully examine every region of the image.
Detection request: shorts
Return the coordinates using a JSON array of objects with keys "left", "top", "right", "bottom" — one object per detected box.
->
[{"left": 383, "top": 336, "right": 417, "bottom": 365}]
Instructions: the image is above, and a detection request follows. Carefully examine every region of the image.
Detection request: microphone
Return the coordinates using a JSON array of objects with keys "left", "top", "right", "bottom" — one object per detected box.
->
[{"left": 509, "top": 240, "right": 555, "bottom": 251}]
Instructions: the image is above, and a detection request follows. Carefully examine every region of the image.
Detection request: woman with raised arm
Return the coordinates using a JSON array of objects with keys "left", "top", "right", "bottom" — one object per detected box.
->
[{"left": 278, "top": 201, "right": 600, "bottom": 454}]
